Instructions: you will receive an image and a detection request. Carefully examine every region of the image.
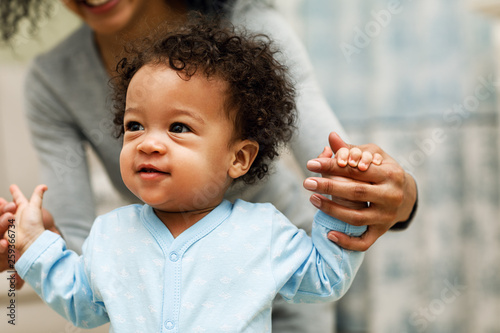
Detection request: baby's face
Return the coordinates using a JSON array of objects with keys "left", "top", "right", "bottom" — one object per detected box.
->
[{"left": 120, "top": 64, "right": 238, "bottom": 213}]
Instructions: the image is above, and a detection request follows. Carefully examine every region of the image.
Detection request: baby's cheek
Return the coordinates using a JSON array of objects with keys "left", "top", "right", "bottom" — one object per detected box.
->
[{"left": 119, "top": 149, "right": 134, "bottom": 188}]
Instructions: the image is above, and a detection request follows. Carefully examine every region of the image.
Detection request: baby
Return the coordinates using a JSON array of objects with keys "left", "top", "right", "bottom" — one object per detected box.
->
[{"left": 9, "top": 17, "right": 381, "bottom": 332}]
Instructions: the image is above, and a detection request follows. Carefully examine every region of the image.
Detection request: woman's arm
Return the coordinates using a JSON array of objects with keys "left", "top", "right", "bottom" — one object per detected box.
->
[
  {"left": 24, "top": 61, "right": 97, "bottom": 253},
  {"left": 231, "top": 3, "right": 418, "bottom": 250}
]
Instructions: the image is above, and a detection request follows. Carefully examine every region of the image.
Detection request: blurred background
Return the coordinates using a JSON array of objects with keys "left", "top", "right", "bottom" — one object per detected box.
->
[
  {"left": 1, "top": 0, "right": 499, "bottom": 332},
  {"left": 298, "top": 1, "right": 500, "bottom": 332}
]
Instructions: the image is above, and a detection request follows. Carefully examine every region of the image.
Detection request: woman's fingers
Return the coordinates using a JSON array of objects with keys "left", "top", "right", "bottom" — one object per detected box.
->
[
  {"left": 304, "top": 176, "right": 378, "bottom": 203},
  {"left": 307, "top": 193, "right": 377, "bottom": 227},
  {"left": 327, "top": 226, "right": 387, "bottom": 252}
]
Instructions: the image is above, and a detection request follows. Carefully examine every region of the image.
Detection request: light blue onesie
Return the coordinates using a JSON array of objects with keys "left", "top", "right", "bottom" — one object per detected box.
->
[{"left": 16, "top": 199, "right": 365, "bottom": 332}]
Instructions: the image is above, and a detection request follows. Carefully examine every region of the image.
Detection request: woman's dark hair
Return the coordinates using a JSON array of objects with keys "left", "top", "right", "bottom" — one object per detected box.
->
[
  {"left": 0, "top": 0, "right": 54, "bottom": 44},
  {"left": 112, "top": 15, "right": 296, "bottom": 184},
  {"left": 0, "top": 0, "right": 236, "bottom": 44}
]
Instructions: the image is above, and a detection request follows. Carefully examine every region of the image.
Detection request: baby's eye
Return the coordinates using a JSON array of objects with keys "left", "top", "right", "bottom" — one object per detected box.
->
[
  {"left": 170, "top": 122, "right": 191, "bottom": 133},
  {"left": 125, "top": 121, "right": 144, "bottom": 132}
]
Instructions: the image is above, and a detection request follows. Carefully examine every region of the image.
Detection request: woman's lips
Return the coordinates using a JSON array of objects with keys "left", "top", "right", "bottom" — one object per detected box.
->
[
  {"left": 78, "top": 0, "right": 120, "bottom": 14},
  {"left": 79, "top": 0, "right": 113, "bottom": 7}
]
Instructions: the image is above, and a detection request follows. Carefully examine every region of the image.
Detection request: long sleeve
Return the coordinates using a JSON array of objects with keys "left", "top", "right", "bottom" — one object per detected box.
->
[
  {"left": 271, "top": 210, "right": 366, "bottom": 303},
  {"left": 15, "top": 231, "right": 109, "bottom": 328}
]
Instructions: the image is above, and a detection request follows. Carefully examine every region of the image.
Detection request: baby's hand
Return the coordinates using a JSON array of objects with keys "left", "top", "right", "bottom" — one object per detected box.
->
[
  {"left": 7, "top": 184, "right": 47, "bottom": 256},
  {"left": 335, "top": 147, "right": 383, "bottom": 171}
]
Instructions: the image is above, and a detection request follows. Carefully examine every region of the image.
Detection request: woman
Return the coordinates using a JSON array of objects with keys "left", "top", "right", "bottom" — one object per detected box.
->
[{"left": 0, "top": 0, "right": 417, "bottom": 332}]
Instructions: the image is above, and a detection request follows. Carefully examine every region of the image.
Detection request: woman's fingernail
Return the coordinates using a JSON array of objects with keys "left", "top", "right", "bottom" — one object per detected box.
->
[
  {"left": 328, "top": 233, "right": 339, "bottom": 243},
  {"left": 303, "top": 179, "right": 318, "bottom": 190},
  {"left": 307, "top": 160, "right": 321, "bottom": 170},
  {"left": 310, "top": 195, "right": 321, "bottom": 208}
]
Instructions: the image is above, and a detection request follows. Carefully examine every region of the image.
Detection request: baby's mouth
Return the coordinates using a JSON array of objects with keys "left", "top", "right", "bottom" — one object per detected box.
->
[
  {"left": 139, "top": 167, "right": 168, "bottom": 174},
  {"left": 141, "top": 168, "right": 161, "bottom": 173},
  {"left": 138, "top": 167, "right": 170, "bottom": 180}
]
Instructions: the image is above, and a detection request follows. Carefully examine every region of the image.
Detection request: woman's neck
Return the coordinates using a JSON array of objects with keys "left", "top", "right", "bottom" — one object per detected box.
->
[{"left": 94, "top": 0, "right": 187, "bottom": 76}]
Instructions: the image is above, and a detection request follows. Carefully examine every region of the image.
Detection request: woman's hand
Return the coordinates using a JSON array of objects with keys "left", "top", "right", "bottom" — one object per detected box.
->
[{"left": 304, "top": 132, "right": 417, "bottom": 251}]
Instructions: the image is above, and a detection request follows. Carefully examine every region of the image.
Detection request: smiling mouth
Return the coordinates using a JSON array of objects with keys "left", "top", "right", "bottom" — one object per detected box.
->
[{"left": 78, "top": 0, "right": 113, "bottom": 7}]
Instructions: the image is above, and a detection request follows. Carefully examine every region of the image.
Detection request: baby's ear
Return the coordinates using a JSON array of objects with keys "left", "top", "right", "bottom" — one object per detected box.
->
[{"left": 228, "top": 140, "right": 259, "bottom": 179}]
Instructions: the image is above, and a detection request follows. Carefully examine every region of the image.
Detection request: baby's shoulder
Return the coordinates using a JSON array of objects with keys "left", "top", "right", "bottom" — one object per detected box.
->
[
  {"left": 230, "top": 199, "right": 291, "bottom": 227},
  {"left": 231, "top": 199, "right": 277, "bottom": 216},
  {"left": 92, "top": 204, "right": 144, "bottom": 229}
]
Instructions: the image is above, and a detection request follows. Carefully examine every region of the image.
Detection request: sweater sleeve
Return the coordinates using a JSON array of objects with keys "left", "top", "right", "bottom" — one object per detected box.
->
[
  {"left": 271, "top": 209, "right": 366, "bottom": 303},
  {"left": 15, "top": 230, "right": 109, "bottom": 328},
  {"left": 24, "top": 61, "right": 96, "bottom": 253}
]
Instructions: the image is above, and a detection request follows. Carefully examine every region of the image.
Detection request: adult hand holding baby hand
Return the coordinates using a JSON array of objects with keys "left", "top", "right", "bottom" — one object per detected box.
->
[{"left": 304, "top": 132, "right": 417, "bottom": 251}]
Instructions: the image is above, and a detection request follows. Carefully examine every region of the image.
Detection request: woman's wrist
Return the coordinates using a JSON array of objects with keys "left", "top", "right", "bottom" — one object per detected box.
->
[{"left": 391, "top": 172, "right": 418, "bottom": 230}]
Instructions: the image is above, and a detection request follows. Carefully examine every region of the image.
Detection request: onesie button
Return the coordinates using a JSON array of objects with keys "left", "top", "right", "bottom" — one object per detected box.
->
[
  {"left": 169, "top": 252, "right": 179, "bottom": 262},
  {"left": 164, "top": 320, "right": 175, "bottom": 330}
]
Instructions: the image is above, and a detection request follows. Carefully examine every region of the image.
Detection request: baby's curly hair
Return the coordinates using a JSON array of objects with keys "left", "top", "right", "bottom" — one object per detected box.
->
[{"left": 112, "top": 15, "right": 296, "bottom": 184}]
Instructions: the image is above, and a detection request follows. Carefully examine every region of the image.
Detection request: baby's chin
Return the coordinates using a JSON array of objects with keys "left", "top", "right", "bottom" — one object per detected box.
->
[
  {"left": 134, "top": 187, "right": 225, "bottom": 215},
  {"left": 140, "top": 199, "right": 177, "bottom": 212},
  {"left": 143, "top": 197, "right": 197, "bottom": 214},
  {"left": 148, "top": 198, "right": 224, "bottom": 217}
]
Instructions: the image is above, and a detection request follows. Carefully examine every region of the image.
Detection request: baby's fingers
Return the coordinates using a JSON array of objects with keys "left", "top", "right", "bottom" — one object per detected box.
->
[
  {"left": 9, "top": 184, "right": 28, "bottom": 207},
  {"left": 335, "top": 147, "right": 350, "bottom": 167},
  {"left": 9, "top": 184, "right": 47, "bottom": 209},
  {"left": 30, "top": 185, "right": 48, "bottom": 209},
  {"left": 357, "top": 151, "right": 374, "bottom": 171},
  {"left": 348, "top": 148, "right": 363, "bottom": 167}
]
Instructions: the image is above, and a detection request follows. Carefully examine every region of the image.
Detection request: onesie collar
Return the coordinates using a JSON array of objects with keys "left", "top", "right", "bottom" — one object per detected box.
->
[{"left": 140, "top": 200, "right": 233, "bottom": 254}]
